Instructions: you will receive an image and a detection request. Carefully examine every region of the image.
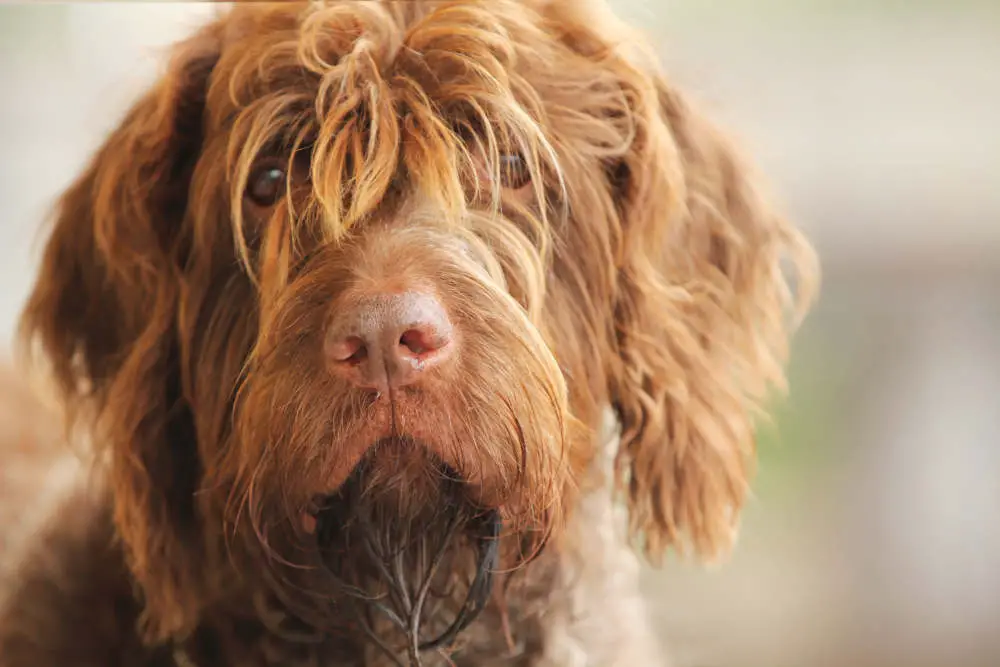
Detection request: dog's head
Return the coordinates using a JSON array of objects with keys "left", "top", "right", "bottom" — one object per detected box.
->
[{"left": 20, "top": 0, "right": 816, "bottom": 648}]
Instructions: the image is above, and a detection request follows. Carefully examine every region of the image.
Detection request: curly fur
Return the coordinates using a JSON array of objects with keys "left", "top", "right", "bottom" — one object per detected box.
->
[{"left": 0, "top": 1, "right": 816, "bottom": 665}]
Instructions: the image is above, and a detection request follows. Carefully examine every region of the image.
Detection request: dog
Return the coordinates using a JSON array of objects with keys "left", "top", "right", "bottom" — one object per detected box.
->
[{"left": 0, "top": 1, "right": 817, "bottom": 665}]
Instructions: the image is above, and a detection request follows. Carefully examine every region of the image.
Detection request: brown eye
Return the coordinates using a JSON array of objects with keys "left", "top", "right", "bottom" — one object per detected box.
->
[
  {"left": 245, "top": 163, "right": 287, "bottom": 208},
  {"left": 498, "top": 153, "right": 531, "bottom": 189}
]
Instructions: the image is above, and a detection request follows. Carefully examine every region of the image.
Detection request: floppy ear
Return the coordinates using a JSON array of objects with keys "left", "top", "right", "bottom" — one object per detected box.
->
[
  {"left": 606, "top": 48, "right": 818, "bottom": 559},
  {"left": 19, "top": 24, "right": 221, "bottom": 643}
]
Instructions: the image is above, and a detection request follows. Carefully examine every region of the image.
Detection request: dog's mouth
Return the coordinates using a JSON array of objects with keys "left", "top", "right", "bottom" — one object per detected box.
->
[{"left": 309, "top": 442, "right": 502, "bottom": 664}]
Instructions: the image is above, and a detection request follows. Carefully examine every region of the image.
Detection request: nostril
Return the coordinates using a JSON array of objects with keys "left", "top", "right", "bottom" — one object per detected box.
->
[
  {"left": 328, "top": 335, "right": 368, "bottom": 366},
  {"left": 398, "top": 328, "right": 449, "bottom": 358},
  {"left": 399, "top": 329, "right": 425, "bottom": 356}
]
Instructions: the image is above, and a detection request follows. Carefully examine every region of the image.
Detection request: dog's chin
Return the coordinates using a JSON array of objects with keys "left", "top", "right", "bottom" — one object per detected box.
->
[
  {"left": 303, "top": 437, "right": 484, "bottom": 530},
  {"left": 311, "top": 437, "right": 481, "bottom": 530},
  {"left": 290, "top": 440, "right": 503, "bottom": 656}
]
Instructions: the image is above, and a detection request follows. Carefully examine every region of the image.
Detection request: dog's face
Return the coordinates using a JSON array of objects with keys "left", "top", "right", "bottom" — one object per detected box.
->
[{"left": 21, "top": 0, "right": 815, "bottom": 646}]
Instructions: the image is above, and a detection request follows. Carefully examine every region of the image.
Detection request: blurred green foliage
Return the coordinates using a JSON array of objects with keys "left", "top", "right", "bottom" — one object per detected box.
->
[{"left": 753, "top": 324, "right": 848, "bottom": 499}]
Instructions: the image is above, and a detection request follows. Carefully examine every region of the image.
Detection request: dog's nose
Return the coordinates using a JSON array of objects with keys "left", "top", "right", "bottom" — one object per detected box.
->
[{"left": 325, "top": 291, "right": 454, "bottom": 391}]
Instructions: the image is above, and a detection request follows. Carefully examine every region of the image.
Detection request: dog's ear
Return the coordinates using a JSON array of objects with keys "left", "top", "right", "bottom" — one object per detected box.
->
[
  {"left": 561, "top": 22, "right": 819, "bottom": 559},
  {"left": 19, "top": 23, "right": 221, "bottom": 643},
  {"left": 611, "top": 75, "right": 818, "bottom": 561}
]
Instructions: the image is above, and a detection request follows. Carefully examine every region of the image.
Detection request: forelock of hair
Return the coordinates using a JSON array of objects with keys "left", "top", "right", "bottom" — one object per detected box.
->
[{"left": 208, "top": 1, "right": 569, "bottom": 285}]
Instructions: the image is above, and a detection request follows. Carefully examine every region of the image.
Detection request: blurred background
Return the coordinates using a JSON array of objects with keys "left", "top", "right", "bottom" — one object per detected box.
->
[{"left": 1, "top": 2, "right": 997, "bottom": 666}]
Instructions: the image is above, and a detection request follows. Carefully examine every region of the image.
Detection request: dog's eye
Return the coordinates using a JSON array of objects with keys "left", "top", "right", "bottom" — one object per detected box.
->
[
  {"left": 498, "top": 154, "right": 531, "bottom": 189},
  {"left": 246, "top": 162, "right": 287, "bottom": 208}
]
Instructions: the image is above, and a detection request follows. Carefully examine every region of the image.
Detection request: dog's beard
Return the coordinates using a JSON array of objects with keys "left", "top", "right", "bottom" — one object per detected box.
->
[{"left": 308, "top": 440, "right": 502, "bottom": 665}]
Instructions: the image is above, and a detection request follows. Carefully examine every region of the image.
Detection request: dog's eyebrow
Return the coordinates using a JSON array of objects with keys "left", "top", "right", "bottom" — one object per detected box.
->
[{"left": 249, "top": 133, "right": 316, "bottom": 159}]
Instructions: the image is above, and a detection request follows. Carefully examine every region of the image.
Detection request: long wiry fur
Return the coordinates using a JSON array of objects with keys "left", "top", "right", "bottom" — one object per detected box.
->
[{"left": 0, "top": 1, "right": 816, "bottom": 665}]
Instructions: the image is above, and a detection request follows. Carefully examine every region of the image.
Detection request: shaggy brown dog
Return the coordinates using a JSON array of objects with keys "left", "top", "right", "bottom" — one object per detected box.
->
[{"left": 0, "top": 1, "right": 817, "bottom": 665}]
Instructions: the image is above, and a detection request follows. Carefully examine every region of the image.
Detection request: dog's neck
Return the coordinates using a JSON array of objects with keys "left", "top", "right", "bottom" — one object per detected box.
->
[{"left": 171, "top": 550, "right": 562, "bottom": 667}]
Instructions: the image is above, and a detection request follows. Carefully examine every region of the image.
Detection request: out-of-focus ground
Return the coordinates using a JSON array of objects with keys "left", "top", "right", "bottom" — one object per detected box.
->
[{"left": 1, "top": 2, "right": 998, "bottom": 666}]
